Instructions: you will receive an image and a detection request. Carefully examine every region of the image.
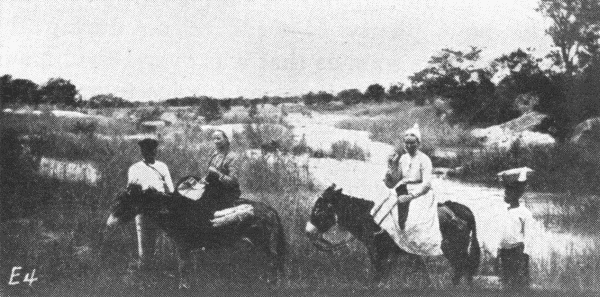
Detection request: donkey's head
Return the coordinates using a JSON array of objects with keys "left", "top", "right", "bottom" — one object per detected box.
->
[{"left": 106, "top": 184, "right": 149, "bottom": 227}]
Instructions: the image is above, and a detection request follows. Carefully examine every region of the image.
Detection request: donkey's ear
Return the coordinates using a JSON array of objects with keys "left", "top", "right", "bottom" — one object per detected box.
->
[
  {"left": 335, "top": 188, "right": 343, "bottom": 194},
  {"left": 328, "top": 183, "right": 337, "bottom": 191}
]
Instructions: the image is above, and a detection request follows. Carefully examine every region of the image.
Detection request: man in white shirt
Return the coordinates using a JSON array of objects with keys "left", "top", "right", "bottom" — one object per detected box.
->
[{"left": 128, "top": 138, "right": 174, "bottom": 270}]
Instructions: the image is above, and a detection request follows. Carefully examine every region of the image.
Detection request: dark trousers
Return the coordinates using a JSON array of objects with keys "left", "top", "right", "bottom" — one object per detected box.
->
[
  {"left": 136, "top": 214, "right": 158, "bottom": 269},
  {"left": 498, "top": 243, "right": 530, "bottom": 289}
]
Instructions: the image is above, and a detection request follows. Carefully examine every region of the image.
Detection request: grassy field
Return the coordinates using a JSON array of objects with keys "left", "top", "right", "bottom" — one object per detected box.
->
[{"left": 2, "top": 109, "right": 600, "bottom": 295}]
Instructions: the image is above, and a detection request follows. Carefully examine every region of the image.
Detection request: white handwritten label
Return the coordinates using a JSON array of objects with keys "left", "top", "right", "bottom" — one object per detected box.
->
[{"left": 8, "top": 267, "right": 38, "bottom": 286}]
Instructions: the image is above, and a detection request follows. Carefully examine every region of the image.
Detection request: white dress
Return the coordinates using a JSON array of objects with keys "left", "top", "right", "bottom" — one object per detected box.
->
[{"left": 372, "top": 151, "right": 443, "bottom": 256}]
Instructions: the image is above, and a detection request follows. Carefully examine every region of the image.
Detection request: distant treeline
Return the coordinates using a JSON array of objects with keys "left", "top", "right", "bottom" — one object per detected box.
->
[{"left": 3, "top": 1, "right": 599, "bottom": 140}]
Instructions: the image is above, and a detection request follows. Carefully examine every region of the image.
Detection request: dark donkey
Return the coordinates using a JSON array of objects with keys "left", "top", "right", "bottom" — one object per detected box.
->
[
  {"left": 306, "top": 185, "right": 480, "bottom": 286},
  {"left": 105, "top": 182, "right": 286, "bottom": 289}
]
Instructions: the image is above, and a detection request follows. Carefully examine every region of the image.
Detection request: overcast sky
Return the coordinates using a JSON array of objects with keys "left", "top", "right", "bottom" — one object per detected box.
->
[{"left": 1, "top": 0, "right": 553, "bottom": 101}]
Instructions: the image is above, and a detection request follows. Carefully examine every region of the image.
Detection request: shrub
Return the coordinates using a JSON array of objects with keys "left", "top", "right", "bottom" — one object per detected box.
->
[
  {"left": 329, "top": 140, "right": 368, "bottom": 161},
  {"left": 453, "top": 142, "right": 600, "bottom": 194},
  {"left": 71, "top": 121, "right": 97, "bottom": 135},
  {"left": 239, "top": 155, "right": 313, "bottom": 193}
]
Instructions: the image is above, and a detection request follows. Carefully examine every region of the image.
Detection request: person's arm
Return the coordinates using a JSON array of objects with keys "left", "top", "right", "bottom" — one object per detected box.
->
[
  {"left": 384, "top": 153, "right": 402, "bottom": 189},
  {"left": 162, "top": 164, "right": 175, "bottom": 193},
  {"left": 217, "top": 154, "right": 239, "bottom": 188},
  {"left": 397, "top": 154, "right": 432, "bottom": 202}
]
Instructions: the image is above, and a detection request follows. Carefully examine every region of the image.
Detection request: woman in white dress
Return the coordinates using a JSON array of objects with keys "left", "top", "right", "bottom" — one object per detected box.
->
[{"left": 374, "top": 124, "right": 443, "bottom": 256}]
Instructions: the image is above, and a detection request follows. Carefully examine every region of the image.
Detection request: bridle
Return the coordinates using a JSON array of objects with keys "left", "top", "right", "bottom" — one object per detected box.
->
[{"left": 309, "top": 204, "right": 357, "bottom": 252}]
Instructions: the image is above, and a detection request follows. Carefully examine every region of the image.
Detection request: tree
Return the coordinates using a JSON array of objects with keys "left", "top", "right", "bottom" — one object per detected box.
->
[
  {"left": 40, "top": 78, "right": 79, "bottom": 106},
  {"left": 491, "top": 48, "right": 543, "bottom": 77},
  {"left": 364, "top": 84, "right": 385, "bottom": 102},
  {"left": 314, "top": 91, "right": 334, "bottom": 105},
  {"left": 248, "top": 100, "right": 258, "bottom": 118},
  {"left": 537, "top": 0, "right": 600, "bottom": 75},
  {"left": 10, "top": 79, "right": 40, "bottom": 105},
  {"left": 197, "top": 97, "right": 222, "bottom": 122},
  {"left": 88, "top": 93, "right": 130, "bottom": 108},
  {"left": 409, "top": 47, "right": 485, "bottom": 96},
  {"left": 337, "top": 89, "right": 363, "bottom": 105},
  {"left": 491, "top": 49, "right": 563, "bottom": 117},
  {"left": 0, "top": 75, "right": 13, "bottom": 106},
  {"left": 302, "top": 92, "right": 316, "bottom": 106},
  {"left": 387, "top": 84, "right": 405, "bottom": 101}
]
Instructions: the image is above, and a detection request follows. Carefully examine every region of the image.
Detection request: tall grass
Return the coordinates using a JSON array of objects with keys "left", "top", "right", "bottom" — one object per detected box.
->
[
  {"left": 329, "top": 140, "right": 369, "bottom": 161},
  {"left": 3, "top": 111, "right": 600, "bottom": 295},
  {"left": 453, "top": 142, "right": 600, "bottom": 195},
  {"left": 334, "top": 103, "right": 480, "bottom": 149}
]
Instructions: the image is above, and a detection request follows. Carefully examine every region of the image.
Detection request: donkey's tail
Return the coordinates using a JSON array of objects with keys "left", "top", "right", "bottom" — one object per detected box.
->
[{"left": 467, "top": 218, "right": 481, "bottom": 278}]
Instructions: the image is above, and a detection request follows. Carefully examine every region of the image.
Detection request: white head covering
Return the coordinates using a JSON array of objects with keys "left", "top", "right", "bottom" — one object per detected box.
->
[
  {"left": 497, "top": 167, "right": 534, "bottom": 183},
  {"left": 404, "top": 123, "right": 422, "bottom": 143},
  {"left": 213, "top": 129, "right": 233, "bottom": 145}
]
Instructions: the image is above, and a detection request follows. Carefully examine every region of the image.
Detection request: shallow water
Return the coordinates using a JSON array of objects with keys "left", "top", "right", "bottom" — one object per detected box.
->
[
  {"left": 38, "top": 157, "right": 100, "bottom": 185},
  {"left": 285, "top": 112, "right": 598, "bottom": 259}
]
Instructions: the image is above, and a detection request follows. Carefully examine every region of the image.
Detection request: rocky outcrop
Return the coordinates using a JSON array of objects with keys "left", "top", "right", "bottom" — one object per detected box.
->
[
  {"left": 471, "top": 111, "right": 555, "bottom": 149},
  {"left": 570, "top": 117, "right": 600, "bottom": 163}
]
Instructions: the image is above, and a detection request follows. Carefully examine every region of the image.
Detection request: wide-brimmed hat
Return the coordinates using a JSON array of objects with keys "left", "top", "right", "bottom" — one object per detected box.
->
[
  {"left": 138, "top": 138, "right": 159, "bottom": 150},
  {"left": 497, "top": 167, "right": 533, "bottom": 185}
]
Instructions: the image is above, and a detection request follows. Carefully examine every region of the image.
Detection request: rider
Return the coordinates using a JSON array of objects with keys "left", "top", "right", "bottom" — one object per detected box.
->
[
  {"left": 127, "top": 138, "right": 174, "bottom": 270},
  {"left": 203, "top": 130, "right": 241, "bottom": 210},
  {"left": 375, "top": 123, "right": 442, "bottom": 256}
]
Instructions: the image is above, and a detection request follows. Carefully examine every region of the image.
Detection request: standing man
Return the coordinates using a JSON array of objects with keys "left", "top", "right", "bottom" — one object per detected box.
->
[
  {"left": 127, "top": 138, "right": 174, "bottom": 270},
  {"left": 497, "top": 167, "right": 534, "bottom": 290}
]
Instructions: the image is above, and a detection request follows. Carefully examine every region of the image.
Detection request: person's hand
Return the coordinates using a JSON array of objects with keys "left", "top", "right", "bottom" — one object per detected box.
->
[
  {"left": 208, "top": 166, "right": 220, "bottom": 175},
  {"left": 397, "top": 194, "right": 414, "bottom": 203}
]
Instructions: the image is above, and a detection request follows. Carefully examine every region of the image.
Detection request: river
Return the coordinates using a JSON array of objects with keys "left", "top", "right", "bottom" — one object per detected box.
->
[{"left": 286, "top": 112, "right": 597, "bottom": 261}]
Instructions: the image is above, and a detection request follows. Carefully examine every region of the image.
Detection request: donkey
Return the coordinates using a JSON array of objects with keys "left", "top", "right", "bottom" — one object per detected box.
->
[
  {"left": 106, "top": 183, "right": 286, "bottom": 289},
  {"left": 306, "top": 185, "right": 480, "bottom": 286}
]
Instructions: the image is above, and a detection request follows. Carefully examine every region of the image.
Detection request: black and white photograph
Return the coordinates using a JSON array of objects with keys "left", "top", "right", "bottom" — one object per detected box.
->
[{"left": 1, "top": 1, "right": 600, "bottom": 296}]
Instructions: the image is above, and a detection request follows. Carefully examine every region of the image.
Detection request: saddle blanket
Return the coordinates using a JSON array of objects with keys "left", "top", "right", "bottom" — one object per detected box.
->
[{"left": 210, "top": 204, "right": 254, "bottom": 227}]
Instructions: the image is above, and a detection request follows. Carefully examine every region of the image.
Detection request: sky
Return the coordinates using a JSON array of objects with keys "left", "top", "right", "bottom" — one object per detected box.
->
[{"left": 1, "top": 0, "right": 553, "bottom": 101}]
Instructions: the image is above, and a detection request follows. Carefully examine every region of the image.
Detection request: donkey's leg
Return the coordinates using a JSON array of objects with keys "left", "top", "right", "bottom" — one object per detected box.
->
[
  {"left": 412, "top": 256, "right": 432, "bottom": 288},
  {"left": 177, "top": 246, "right": 193, "bottom": 289},
  {"left": 441, "top": 235, "right": 469, "bottom": 286},
  {"left": 262, "top": 223, "right": 283, "bottom": 285}
]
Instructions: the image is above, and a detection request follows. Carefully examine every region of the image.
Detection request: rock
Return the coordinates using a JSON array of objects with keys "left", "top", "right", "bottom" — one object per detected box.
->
[
  {"left": 471, "top": 111, "right": 555, "bottom": 150},
  {"left": 514, "top": 93, "right": 539, "bottom": 115},
  {"left": 571, "top": 117, "right": 600, "bottom": 143},
  {"left": 570, "top": 117, "right": 600, "bottom": 163},
  {"left": 51, "top": 110, "right": 90, "bottom": 118}
]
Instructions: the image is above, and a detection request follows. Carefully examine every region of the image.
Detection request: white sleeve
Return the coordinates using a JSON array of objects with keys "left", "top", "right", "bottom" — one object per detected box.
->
[
  {"left": 414, "top": 154, "right": 433, "bottom": 197},
  {"left": 127, "top": 165, "right": 137, "bottom": 185},
  {"left": 163, "top": 165, "right": 174, "bottom": 193}
]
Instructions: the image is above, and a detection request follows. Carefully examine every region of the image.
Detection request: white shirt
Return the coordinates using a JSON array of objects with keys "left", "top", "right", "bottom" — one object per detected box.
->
[
  {"left": 127, "top": 160, "right": 174, "bottom": 193},
  {"left": 500, "top": 205, "right": 534, "bottom": 249}
]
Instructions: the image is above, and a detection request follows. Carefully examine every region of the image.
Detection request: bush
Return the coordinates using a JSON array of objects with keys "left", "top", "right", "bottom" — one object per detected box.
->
[
  {"left": 240, "top": 155, "right": 313, "bottom": 193},
  {"left": 453, "top": 142, "right": 600, "bottom": 195},
  {"left": 329, "top": 140, "right": 368, "bottom": 161},
  {"left": 72, "top": 121, "right": 97, "bottom": 135},
  {"left": 197, "top": 98, "right": 222, "bottom": 122}
]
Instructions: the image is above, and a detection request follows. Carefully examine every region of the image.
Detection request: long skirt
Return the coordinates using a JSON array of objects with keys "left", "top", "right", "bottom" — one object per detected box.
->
[{"left": 372, "top": 184, "right": 443, "bottom": 256}]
